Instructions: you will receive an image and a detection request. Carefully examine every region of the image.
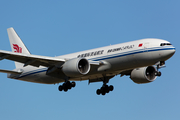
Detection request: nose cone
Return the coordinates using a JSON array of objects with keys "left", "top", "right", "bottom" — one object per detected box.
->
[
  {"left": 172, "top": 48, "right": 176, "bottom": 55},
  {"left": 162, "top": 47, "right": 176, "bottom": 61},
  {"left": 170, "top": 46, "right": 176, "bottom": 55}
]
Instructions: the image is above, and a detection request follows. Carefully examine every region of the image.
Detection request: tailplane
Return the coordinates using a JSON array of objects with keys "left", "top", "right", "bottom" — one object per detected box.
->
[{"left": 7, "top": 27, "right": 31, "bottom": 68}]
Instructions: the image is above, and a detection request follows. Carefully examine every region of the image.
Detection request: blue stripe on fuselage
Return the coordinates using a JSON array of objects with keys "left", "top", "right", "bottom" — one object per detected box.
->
[
  {"left": 15, "top": 46, "right": 175, "bottom": 79},
  {"left": 89, "top": 46, "right": 175, "bottom": 61}
]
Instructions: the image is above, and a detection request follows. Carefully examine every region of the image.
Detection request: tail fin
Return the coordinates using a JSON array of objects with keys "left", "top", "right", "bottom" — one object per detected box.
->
[{"left": 7, "top": 27, "right": 31, "bottom": 68}]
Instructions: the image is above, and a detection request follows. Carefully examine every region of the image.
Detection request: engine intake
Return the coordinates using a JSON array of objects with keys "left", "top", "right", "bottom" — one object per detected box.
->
[
  {"left": 62, "top": 58, "right": 90, "bottom": 77},
  {"left": 130, "top": 66, "right": 157, "bottom": 84}
]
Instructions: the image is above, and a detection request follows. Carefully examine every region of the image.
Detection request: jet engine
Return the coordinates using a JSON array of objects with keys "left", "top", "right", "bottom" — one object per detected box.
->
[
  {"left": 62, "top": 58, "right": 90, "bottom": 77},
  {"left": 130, "top": 66, "right": 157, "bottom": 84}
]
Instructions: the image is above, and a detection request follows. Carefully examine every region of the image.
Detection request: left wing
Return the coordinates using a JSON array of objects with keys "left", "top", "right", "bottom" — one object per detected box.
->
[
  {"left": 0, "top": 50, "right": 65, "bottom": 67},
  {"left": 0, "top": 69, "right": 22, "bottom": 74}
]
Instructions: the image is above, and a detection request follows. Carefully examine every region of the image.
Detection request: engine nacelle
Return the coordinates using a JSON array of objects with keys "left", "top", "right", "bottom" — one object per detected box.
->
[
  {"left": 130, "top": 66, "right": 157, "bottom": 84},
  {"left": 62, "top": 58, "right": 90, "bottom": 77}
]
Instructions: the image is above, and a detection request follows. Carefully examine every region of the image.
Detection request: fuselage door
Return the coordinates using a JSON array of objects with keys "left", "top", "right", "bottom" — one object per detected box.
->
[{"left": 144, "top": 42, "right": 149, "bottom": 52}]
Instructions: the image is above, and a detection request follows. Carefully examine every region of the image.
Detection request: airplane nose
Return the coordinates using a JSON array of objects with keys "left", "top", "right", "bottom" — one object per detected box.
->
[
  {"left": 171, "top": 46, "right": 176, "bottom": 54},
  {"left": 160, "top": 46, "right": 175, "bottom": 61},
  {"left": 165, "top": 47, "right": 176, "bottom": 59},
  {"left": 170, "top": 47, "right": 176, "bottom": 55},
  {"left": 172, "top": 48, "right": 176, "bottom": 54}
]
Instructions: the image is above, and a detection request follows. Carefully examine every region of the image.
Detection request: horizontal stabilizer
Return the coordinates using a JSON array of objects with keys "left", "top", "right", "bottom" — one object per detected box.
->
[{"left": 0, "top": 69, "right": 22, "bottom": 74}]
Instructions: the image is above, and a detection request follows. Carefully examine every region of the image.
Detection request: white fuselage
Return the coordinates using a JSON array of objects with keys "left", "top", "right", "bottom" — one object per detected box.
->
[{"left": 8, "top": 38, "right": 175, "bottom": 84}]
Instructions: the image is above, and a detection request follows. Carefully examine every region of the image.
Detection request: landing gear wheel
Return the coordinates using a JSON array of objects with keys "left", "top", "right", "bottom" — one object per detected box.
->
[
  {"left": 109, "top": 85, "right": 114, "bottom": 91},
  {"left": 157, "top": 71, "right": 162, "bottom": 76},
  {"left": 71, "top": 82, "right": 76, "bottom": 87},
  {"left": 58, "top": 85, "right": 63, "bottom": 91},
  {"left": 105, "top": 85, "right": 110, "bottom": 93},
  {"left": 64, "top": 88, "right": 68, "bottom": 92},
  {"left": 106, "top": 89, "right": 110, "bottom": 93},
  {"left": 96, "top": 85, "right": 114, "bottom": 96},
  {"left": 96, "top": 89, "right": 101, "bottom": 95},
  {"left": 58, "top": 81, "right": 76, "bottom": 92},
  {"left": 102, "top": 92, "right": 106, "bottom": 96}
]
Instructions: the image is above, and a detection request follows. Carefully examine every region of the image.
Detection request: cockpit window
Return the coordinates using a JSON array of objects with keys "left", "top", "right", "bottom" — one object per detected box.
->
[{"left": 160, "top": 43, "right": 172, "bottom": 46}]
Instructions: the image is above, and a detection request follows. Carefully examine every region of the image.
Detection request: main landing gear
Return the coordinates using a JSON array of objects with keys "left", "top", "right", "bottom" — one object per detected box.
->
[
  {"left": 58, "top": 81, "right": 76, "bottom": 92},
  {"left": 96, "top": 75, "right": 115, "bottom": 96},
  {"left": 96, "top": 84, "right": 114, "bottom": 95}
]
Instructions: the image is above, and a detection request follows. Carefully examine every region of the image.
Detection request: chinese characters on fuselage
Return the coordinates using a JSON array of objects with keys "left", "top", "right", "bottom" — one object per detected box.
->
[
  {"left": 77, "top": 45, "right": 134, "bottom": 58},
  {"left": 77, "top": 50, "right": 104, "bottom": 58}
]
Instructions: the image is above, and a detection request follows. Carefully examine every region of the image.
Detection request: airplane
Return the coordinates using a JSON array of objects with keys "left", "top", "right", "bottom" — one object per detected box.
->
[{"left": 0, "top": 27, "right": 176, "bottom": 95}]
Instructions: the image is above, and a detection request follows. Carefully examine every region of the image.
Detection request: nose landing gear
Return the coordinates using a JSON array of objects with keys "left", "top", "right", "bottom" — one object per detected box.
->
[
  {"left": 155, "top": 61, "right": 165, "bottom": 77},
  {"left": 155, "top": 71, "right": 161, "bottom": 77}
]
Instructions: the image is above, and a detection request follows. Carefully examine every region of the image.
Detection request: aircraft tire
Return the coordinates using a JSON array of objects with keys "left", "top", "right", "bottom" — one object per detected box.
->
[
  {"left": 96, "top": 85, "right": 114, "bottom": 95},
  {"left": 64, "top": 88, "right": 68, "bottom": 92},
  {"left": 67, "top": 84, "right": 72, "bottom": 89},
  {"left": 58, "top": 85, "right": 63, "bottom": 91},
  {"left": 109, "top": 85, "right": 114, "bottom": 91},
  {"left": 58, "top": 81, "right": 76, "bottom": 92},
  {"left": 71, "top": 82, "right": 76, "bottom": 87},
  {"left": 158, "top": 71, "right": 162, "bottom": 76},
  {"left": 96, "top": 89, "right": 101, "bottom": 95},
  {"left": 102, "top": 91, "right": 106, "bottom": 95}
]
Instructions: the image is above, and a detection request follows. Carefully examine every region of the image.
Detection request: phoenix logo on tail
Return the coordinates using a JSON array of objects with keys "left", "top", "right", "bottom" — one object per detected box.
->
[{"left": 13, "top": 44, "right": 22, "bottom": 53}]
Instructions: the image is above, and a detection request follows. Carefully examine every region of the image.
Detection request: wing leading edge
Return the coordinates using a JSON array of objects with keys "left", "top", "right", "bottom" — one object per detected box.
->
[
  {"left": 0, "top": 69, "right": 22, "bottom": 74},
  {"left": 0, "top": 50, "right": 65, "bottom": 67}
]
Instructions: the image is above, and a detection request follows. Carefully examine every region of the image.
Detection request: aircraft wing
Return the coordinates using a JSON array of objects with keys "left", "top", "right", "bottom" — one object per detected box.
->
[
  {"left": 0, "top": 50, "right": 66, "bottom": 67},
  {"left": 0, "top": 69, "right": 22, "bottom": 74}
]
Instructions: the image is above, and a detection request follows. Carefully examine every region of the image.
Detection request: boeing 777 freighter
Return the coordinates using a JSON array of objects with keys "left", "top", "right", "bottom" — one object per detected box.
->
[{"left": 0, "top": 28, "right": 176, "bottom": 95}]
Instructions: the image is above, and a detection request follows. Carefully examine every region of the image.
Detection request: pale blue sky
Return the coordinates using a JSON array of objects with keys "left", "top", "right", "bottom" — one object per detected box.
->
[{"left": 0, "top": 0, "right": 179, "bottom": 120}]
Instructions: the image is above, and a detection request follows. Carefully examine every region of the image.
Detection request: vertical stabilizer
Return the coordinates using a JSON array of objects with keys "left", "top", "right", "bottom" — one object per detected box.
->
[{"left": 7, "top": 27, "right": 31, "bottom": 68}]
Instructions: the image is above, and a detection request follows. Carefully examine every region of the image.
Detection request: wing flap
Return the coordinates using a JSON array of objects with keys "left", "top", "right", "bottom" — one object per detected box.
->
[{"left": 0, "top": 50, "right": 65, "bottom": 67}]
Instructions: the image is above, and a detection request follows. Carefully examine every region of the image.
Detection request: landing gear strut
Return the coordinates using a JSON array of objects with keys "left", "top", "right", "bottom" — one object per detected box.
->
[
  {"left": 155, "top": 61, "right": 165, "bottom": 77},
  {"left": 58, "top": 81, "right": 76, "bottom": 92}
]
